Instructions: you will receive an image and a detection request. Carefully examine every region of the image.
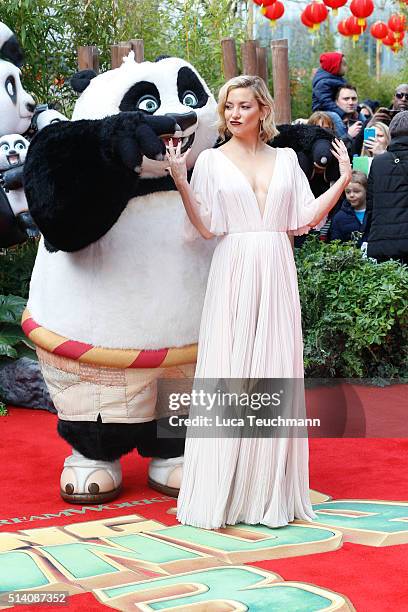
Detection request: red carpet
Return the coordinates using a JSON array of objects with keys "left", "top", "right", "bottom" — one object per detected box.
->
[{"left": 1, "top": 388, "right": 408, "bottom": 611}]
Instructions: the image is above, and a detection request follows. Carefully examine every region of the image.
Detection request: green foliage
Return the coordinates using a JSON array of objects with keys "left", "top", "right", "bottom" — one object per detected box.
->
[
  {"left": 0, "top": 294, "right": 35, "bottom": 362},
  {"left": 296, "top": 238, "right": 408, "bottom": 380},
  {"left": 0, "top": 402, "right": 7, "bottom": 416},
  {"left": 343, "top": 38, "right": 401, "bottom": 109},
  {"left": 159, "top": 0, "right": 247, "bottom": 94},
  {"left": 2, "top": 0, "right": 247, "bottom": 113},
  {"left": 0, "top": 241, "right": 39, "bottom": 299}
]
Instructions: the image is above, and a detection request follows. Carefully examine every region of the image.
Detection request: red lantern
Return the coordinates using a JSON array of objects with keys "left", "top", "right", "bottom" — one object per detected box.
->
[
  {"left": 388, "top": 14, "right": 406, "bottom": 41},
  {"left": 323, "top": 0, "right": 347, "bottom": 17},
  {"left": 350, "top": 0, "right": 374, "bottom": 27},
  {"left": 382, "top": 31, "right": 396, "bottom": 47},
  {"left": 262, "top": 1, "right": 284, "bottom": 26},
  {"left": 252, "top": 0, "right": 276, "bottom": 6},
  {"left": 346, "top": 15, "right": 367, "bottom": 41},
  {"left": 370, "top": 21, "right": 388, "bottom": 41},
  {"left": 337, "top": 19, "right": 351, "bottom": 37},
  {"left": 301, "top": 10, "right": 314, "bottom": 29},
  {"left": 391, "top": 37, "right": 404, "bottom": 53},
  {"left": 304, "top": 1, "right": 329, "bottom": 31}
]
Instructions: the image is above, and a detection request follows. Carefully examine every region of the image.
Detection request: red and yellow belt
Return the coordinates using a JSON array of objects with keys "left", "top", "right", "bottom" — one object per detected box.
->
[{"left": 22, "top": 309, "right": 197, "bottom": 369}]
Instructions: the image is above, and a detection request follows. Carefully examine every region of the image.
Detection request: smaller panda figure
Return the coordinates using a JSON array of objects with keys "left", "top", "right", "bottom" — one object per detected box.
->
[
  {"left": 0, "top": 133, "right": 29, "bottom": 215},
  {"left": 0, "top": 23, "right": 35, "bottom": 137},
  {"left": 0, "top": 22, "right": 67, "bottom": 247}
]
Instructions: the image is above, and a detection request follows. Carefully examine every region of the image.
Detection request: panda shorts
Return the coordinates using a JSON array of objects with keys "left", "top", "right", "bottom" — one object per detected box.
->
[{"left": 37, "top": 348, "right": 192, "bottom": 424}]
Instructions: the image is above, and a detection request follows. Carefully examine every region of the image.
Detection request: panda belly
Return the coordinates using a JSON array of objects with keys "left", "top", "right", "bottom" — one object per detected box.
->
[{"left": 28, "top": 191, "right": 215, "bottom": 350}]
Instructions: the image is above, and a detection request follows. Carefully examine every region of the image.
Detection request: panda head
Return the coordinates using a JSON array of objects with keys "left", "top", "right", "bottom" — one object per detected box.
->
[
  {"left": 0, "top": 23, "right": 35, "bottom": 137},
  {"left": 0, "top": 133, "right": 29, "bottom": 171},
  {"left": 72, "top": 54, "right": 218, "bottom": 178}
]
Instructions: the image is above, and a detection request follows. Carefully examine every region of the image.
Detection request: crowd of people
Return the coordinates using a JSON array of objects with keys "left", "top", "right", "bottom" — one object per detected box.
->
[{"left": 296, "top": 50, "right": 408, "bottom": 265}]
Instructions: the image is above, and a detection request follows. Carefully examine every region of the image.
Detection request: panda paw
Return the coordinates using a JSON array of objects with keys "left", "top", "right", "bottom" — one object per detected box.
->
[{"left": 107, "top": 112, "right": 177, "bottom": 171}]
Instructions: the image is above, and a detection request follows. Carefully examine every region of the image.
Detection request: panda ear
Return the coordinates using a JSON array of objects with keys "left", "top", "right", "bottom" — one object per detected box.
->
[
  {"left": 70, "top": 70, "right": 97, "bottom": 93},
  {"left": 154, "top": 55, "right": 171, "bottom": 62},
  {"left": 0, "top": 22, "right": 24, "bottom": 67}
]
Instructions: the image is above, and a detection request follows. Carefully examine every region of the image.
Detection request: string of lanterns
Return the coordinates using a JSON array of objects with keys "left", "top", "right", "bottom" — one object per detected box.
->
[{"left": 253, "top": 0, "right": 407, "bottom": 53}]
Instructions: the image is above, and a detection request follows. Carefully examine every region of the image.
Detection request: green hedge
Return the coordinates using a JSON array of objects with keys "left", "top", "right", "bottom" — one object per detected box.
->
[
  {"left": 0, "top": 241, "right": 39, "bottom": 299},
  {"left": 1, "top": 238, "right": 407, "bottom": 382},
  {"left": 296, "top": 238, "right": 408, "bottom": 381}
]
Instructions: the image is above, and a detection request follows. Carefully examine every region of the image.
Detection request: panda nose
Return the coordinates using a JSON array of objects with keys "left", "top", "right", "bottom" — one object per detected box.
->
[
  {"left": 26, "top": 102, "right": 36, "bottom": 113},
  {"left": 165, "top": 112, "right": 197, "bottom": 133}
]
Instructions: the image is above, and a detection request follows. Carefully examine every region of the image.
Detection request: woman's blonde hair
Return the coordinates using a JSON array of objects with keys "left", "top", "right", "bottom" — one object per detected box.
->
[
  {"left": 361, "top": 121, "right": 390, "bottom": 157},
  {"left": 217, "top": 75, "right": 279, "bottom": 143}
]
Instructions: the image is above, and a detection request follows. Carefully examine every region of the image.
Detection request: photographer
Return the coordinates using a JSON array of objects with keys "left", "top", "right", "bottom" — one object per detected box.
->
[{"left": 369, "top": 84, "right": 408, "bottom": 126}]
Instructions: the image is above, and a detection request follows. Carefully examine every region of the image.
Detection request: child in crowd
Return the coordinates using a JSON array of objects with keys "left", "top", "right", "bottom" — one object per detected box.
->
[
  {"left": 330, "top": 171, "right": 367, "bottom": 242},
  {"left": 312, "top": 52, "right": 347, "bottom": 117},
  {"left": 307, "top": 111, "right": 335, "bottom": 131}
]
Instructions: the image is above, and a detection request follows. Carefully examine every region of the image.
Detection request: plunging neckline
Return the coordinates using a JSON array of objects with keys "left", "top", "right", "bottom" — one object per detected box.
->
[{"left": 215, "top": 147, "right": 279, "bottom": 221}]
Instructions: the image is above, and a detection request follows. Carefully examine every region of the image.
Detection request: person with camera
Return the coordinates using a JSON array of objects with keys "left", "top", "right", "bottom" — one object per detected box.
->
[{"left": 369, "top": 84, "right": 408, "bottom": 126}]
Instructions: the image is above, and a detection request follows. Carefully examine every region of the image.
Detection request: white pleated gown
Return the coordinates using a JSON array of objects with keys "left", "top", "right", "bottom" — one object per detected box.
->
[{"left": 177, "top": 147, "right": 318, "bottom": 529}]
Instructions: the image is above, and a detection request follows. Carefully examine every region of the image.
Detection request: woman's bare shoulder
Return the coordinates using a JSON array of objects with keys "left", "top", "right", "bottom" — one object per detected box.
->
[
  {"left": 270, "top": 146, "right": 296, "bottom": 156},
  {"left": 195, "top": 147, "right": 217, "bottom": 163}
]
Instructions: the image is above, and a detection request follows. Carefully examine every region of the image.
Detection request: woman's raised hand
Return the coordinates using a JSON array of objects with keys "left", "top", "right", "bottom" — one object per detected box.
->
[
  {"left": 331, "top": 138, "right": 352, "bottom": 183},
  {"left": 165, "top": 139, "right": 191, "bottom": 184}
]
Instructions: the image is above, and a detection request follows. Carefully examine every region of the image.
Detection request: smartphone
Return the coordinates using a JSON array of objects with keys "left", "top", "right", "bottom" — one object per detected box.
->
[{"left": 364, "top": 127, "right": 376, "bottom": 141}]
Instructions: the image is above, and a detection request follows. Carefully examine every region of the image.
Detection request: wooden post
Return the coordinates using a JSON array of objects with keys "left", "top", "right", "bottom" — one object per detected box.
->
[
  {"left": 376, "top": 39, "right": 381, "bottom": 83},
  {"left": 257, "top": 46, "right": 268, "bottom": 83},
  {"left": 241, "top": 40, "right": 258, "bottom": 75},
  {"left": 130, "top": 39, "right": 144, "bottom": 63},
  {"left": 271, "top": 39, "right": 291, "bottom": 124},
  {"left": 221, "top": 38, "right": 239, "bottom": 80},
  {"left": 247, "top": 0, "right": 254, "bottom": 40},
  {"left": 77, "top": 46, "right": 99, "bottom": 72},
  {"left": 111, "top": 42, "right": 132, "bottom": 68}
]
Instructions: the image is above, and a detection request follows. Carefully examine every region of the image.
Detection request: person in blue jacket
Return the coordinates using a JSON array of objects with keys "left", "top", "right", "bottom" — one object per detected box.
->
[
  {"left": 330, "top": 170, "right": 367, "bottom": 242},
  {"left": 312, "top": 52, "right": 347, "bottom": 117}
]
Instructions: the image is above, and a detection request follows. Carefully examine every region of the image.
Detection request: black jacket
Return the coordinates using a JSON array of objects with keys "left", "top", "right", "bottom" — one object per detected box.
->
[
  {"left": 363, "top": 136, "right": 408, "bottom": 263},
  {"left": 330, "top": 199, "right": 366, "bottom": 242},
  {"left": 312, "top": 69, "right": 346, "bottom": 116}
]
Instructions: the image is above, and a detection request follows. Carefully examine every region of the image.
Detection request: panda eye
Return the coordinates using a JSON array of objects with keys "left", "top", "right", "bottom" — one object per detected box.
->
[
  {"left": 182, "top": 91, "right": 198, "bottom": 107},
  {"left": 5, "top": 76, "right": 16, "bottom": 102},
  {"left": 15, "top": 142, "right": 26, "bottom": 151},
  {"left": 137, "top": 96, "right": 159, "bottom": 113},
  {"left": 0, "top": 143, "right": 10, "bottom": 152}
]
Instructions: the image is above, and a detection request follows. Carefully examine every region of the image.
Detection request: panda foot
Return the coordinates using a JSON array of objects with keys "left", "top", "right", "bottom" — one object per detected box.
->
[
  {"left": 60, "top": 450, "right": 122, "bottom": 504},
  {"left": 148, "top": 456, "right": 183, "bottom": 498}
]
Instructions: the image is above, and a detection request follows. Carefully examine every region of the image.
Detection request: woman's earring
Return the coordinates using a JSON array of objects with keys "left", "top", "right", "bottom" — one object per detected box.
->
[{"left": 259, "top": 118, "right": 264, "bottom": 135}]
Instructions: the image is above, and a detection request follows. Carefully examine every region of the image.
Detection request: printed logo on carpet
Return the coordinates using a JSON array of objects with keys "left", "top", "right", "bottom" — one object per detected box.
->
[{"left": 1, "top": 492, "right": 407, "bottom": 610}]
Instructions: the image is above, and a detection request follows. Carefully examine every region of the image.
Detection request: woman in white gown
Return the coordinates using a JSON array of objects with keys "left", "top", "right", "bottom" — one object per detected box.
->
[{"left": 166, "top": 75, "right": 352, "bottom": 529}]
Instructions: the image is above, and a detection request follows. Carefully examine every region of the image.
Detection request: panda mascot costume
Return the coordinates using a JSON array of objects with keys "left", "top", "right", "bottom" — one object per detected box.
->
[
  {"left": 23, "top": 53, "right": 218, "bottom": 504},
  {"left": 23, "top": 50, "right": 340, "bottom": 504},
  {"left": 0, "top": 21, "right": 66, "bottom": 247},
  {"left": 0, "top": 22, "right": 36, "bottom": 246}
]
